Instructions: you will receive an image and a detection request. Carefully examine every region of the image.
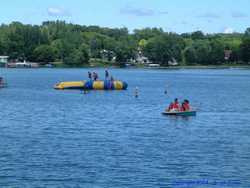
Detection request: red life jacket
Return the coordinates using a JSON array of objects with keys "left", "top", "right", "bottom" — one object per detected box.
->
[
  {"left": 172, "top": 102, "right": 179, "bottom": 109},
  {"left": 183, "top": 103, "right": 190, "bottom": 111},
  {"left": 168, "top": 103, "right": 174, "bottom": 111},
  {"left": 180, "top": 105, "right": 185, "bottom": 111}
]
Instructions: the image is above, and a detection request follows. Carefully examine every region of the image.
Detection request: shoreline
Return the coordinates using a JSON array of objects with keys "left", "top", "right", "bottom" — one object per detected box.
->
[
  {"left": 151, "top": 65, "right": 250, "bottom": 69},
  {"left": 1, "top": 63, "right": 250, "bottom": 70},
  {"left": 45, "top": 62, "right": 250, "bottom": 69}
]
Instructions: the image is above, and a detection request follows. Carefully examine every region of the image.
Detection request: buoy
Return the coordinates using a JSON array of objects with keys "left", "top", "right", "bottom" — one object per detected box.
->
[
  {"left": 135, "top": 87, "right": 139, "bottom": 98},
  {"left": 164, "top": 84, "right": 168, "bottom": 94}
]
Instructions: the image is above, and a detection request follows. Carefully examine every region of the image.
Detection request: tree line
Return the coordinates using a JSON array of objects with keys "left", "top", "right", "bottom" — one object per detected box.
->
[{"left": 0, "top": 21, "right": 250, "bottom": 66}]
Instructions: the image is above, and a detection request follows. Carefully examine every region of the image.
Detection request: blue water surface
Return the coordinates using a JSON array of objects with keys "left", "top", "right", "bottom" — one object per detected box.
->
[{"left": 0, "top": 68, "right": 250, "bottom": 188}]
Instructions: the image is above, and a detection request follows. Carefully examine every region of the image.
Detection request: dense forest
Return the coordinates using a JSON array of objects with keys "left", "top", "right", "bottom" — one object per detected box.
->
[{"left": 0, "top": 21, "right": 250, "bottom": 66}]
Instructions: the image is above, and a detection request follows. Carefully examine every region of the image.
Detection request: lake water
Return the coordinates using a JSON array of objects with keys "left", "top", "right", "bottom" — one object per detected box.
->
[{"left": 0, "top": 68, "right": 250, "bottom": 188}]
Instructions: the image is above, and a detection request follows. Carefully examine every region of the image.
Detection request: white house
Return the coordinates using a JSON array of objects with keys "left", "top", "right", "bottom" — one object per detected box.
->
[
  {"left": 0, "top": 56, "right": 9, "bottom": 67},
  {"left": 168, "top": 58, "right": 178, "bottom": 66},
  {"left": 136, "top": 51, "right": 151, "bottom": 64}
]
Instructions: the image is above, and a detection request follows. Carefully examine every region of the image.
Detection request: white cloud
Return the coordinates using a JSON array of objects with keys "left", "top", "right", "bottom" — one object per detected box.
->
[
  {"left": 223, "top": 27, "right": 234, "bottom": 34},
  {"left": 120, "top": 6, "right": 154, "bottom": 16},
  {"left": 47, "top": 7, "right": 71, "bottom": 17},
  {"left": 120, "top": 5, "right": 169, "bottom": 17}
]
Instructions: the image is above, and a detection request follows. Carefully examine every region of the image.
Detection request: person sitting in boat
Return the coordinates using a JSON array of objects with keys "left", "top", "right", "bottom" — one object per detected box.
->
[
  {"left": 181, "top": 99, "right": 190, "bottom": 111},
  {"left": 184, "top": 99, "right": 190, "bottom": 111},
  {"left": 167, "top": 102, "right": 174, "bottom": 111},
  {"left": 181, "top": 102, "right": 186, "bottom": 111},
  {"left": 167, "top": 98, "right": 180, "bottom": 112},
  {"left": 172, "top": 98, "right": 180, "bottom": 111}
]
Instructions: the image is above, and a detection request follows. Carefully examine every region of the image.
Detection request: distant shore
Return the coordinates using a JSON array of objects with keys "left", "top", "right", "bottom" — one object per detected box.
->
[
  {"left": 52, "top": 62, "right": 250, "bottom": 69},
  {"left": 154, "top": 65, "right": 250, "bottom": 69},
  {"left": 2, "top": 64, "right": 250, "bottom": 70},
  {"left": 2, "top": 60, "right": 250, "bottom": 69}
]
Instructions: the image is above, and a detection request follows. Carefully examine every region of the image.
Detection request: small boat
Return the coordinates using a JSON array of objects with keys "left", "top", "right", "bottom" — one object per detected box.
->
[{"left": 162, "top": 110, "right": 196, "bottom": 116}]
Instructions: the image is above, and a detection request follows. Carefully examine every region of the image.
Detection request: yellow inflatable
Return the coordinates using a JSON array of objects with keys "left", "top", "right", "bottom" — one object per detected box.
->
[{"left": 54, "top": 80, "right": 128, "bottom": 90}]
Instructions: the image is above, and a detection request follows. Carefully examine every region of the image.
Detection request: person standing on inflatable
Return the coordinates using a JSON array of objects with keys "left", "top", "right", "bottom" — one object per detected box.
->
[
  {"left": 88, "top": 71, "right": 92, "bottom": 80},
  {"left": 93, "top": 72, "right": 98, "bottom": 81},
  {"left": 110, "top": 76, "right": 114, "bottom": 82}
]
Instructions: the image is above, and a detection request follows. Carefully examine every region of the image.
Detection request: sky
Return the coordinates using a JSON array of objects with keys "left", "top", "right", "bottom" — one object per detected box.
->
[{"left": 1, "top": 0, "right": 250, "bottom": 33}]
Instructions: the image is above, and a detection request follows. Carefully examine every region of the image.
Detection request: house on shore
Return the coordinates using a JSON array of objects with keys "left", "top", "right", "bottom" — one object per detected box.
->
[
  {"left": 136, "top": 51, "right": 151, "bottom": 64},
  {"left": 7, "top": 61, "right": 40, "bottom": 68},
  {"left": 168, "top": 58, "right": 178, "bottom": 66},
  {"left": 0, "top": 56, "right": 9, "bottom": 67}
]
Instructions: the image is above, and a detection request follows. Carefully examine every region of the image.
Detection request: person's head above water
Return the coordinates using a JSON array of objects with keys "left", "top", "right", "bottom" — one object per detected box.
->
[{"left": 174, "top": 98, "right": 178, "bottom": 103}]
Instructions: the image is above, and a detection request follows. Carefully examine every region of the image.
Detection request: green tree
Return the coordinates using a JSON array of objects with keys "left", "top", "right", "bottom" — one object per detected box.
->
[
  {"left": 240, "top": 37, "right": 250, "bottom": 62},
  {"left": 51, "top": 39, "right": 64, "bottom": 61},
  {"left": 193, "top": 40, "right": 211, "bottom": 65},
  {"left": 144, "top": 34, "right": 184, "bottom": 66},
  {"left": 138, "top": 39, "right": 148, "bottom": 50},
  {"left": 245, "top": 27, "right": 250, "bottom": 36},
  {"left": 114, "top": 43, "right": 135, "bottom": 64},
  {"left": 209, "top": 39, "right": 225, "bottom": 65},
  {"left": 133, "top": 28, "right": 163, "bottom": 41},
  {"left": 191, "top": 31, "right": 205, "bottom": 40},
  {"left": 64, "top": 44, "right": 89, "bottom": 65},
  {"left": 0, "top": 21, "right": 249, "bottom": 66},
  {"left": 183, "top": 47, "right": 196, "bottom": 65},
  {"left": 4, "top": 22, "right": 25, "bottom": 60},
  {"left": 184, "top": 40, "right": 211, "bottom": 65},
  {"left": 33, "top": 45, "right": 58, "bottom": 63}
]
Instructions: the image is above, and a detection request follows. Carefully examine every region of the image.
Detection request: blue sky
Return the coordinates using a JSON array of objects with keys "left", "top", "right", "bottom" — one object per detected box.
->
[{"left": 1, "top": 0, "right": 250, "bottom": 33}]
